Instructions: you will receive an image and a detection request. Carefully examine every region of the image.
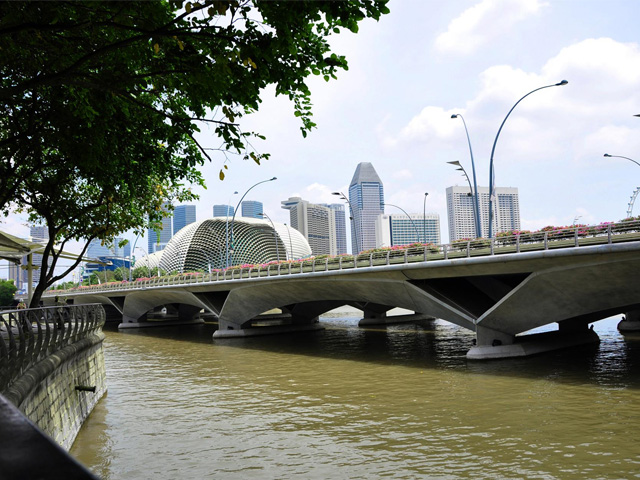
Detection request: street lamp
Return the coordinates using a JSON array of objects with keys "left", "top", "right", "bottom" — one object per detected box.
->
[
  {"left": 604, "top": 153, "right": 640, "bottom": 168},
  {"left": 228, "top": 177, "right": 277, "bottom": 267},
  {"left": 451, "top": 114, "right": 481, "bottom": 238},
  {"left": 225, "top": 191, "right": 238, "bottom": 269},
  {"left": 423, "top": 192, "right": 429, "bottom": 243},
  {"left": 259, "top": 212, "right": 280, "bottom": 262},
  {"left": 488, "top": 80, "right": 568, "bottom": 238},
  {"left": 332, "top": 191, "right": 355, "bottom": 253},
  {"left": 382, "top": 203, "right": 421, "bottom": 245},
  {"left": 283, "top": 223, "right": 294, "bottom": 260}
]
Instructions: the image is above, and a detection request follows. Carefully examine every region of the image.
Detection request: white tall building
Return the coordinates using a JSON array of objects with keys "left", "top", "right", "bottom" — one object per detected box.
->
[
  {"left": 281, "top": 197, "right": 338, "bottom": 256},
  {"left": 375, "top": 213, "right": 441, "bottom": 247},
  {"left": 349, "top": 162, "right": 384, "bottom": 254},
  {"left": 446, "top": 186, "right": 520, "bottom": 242}
]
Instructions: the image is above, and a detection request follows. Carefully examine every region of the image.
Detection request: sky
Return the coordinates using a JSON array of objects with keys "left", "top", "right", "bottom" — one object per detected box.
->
[{"left": 3, "top": 0, "right": 640, "bottom": 276}]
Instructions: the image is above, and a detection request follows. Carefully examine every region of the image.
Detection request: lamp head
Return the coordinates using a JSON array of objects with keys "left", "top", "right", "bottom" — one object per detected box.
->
[
  {"left": 271, "top": 177, "right": 277, "bottom": 181},
  {"left": 451, "top": 114, "right": 458, "bottom": 119},
  {"left": 447, "top": 160, "right": 462, "bottom": 167},
  {"left": 556, "top": 80, "right": 568, "bottom": 86},
  {"left": 635, "top": 114, "right": 640, "bottom": 117},
  {"left": 331, "top": 192, "right": 340, "bottom": 196},
  {"left": 604, "top": 153, "right": 612, "bottom": 157},
  {"left": 424, "top": 192, "right": 429, "bottom": 196}
]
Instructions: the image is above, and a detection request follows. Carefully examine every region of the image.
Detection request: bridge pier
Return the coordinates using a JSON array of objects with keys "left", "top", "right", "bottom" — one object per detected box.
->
[
  {"left": 213, "top": 313, "right": 324, "bottom": 338},
  {"left": 118, "top": 304, "right": 205, "bottom": 329},
  {"left": 618, "top": 310, "right": 640, "bottom": 332},
  {"left": 467, "top": 323, "right": 599, "bottom": 360}
]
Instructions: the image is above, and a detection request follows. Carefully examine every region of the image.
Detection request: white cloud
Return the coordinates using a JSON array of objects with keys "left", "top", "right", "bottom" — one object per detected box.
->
[{"left": 435, "top": 0, "right": 547, "bottom": 55}]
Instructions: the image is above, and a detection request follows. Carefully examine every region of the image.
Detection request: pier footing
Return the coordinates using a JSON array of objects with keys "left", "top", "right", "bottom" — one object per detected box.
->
[
  {"left": 467, "top": 328, "right": 600, "bottom": 360},
  {"left": 213, "top": 323, "right": 324, "bottom": 339}
]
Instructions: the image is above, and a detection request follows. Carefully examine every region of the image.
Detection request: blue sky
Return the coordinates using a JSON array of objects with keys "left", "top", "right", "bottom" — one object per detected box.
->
[{"left": 4, "top": 0, "right": 640, "bottom": 265}]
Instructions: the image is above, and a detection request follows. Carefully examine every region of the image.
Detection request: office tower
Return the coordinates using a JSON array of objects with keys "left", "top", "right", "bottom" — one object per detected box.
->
[
  {"left": 213, "top": 204, "right": 234, "bottom": 217},
  {"left": 375, "top": 213, "right": 441, "bottom": 247},
  {"left": 281, "top": 197, "right": 337, "bottom": 256},
  {"left": 324, "top": 204, "right": 347, "bottom": 255},
  {"left": 148, "top": 204, "right": 172, "bottom": 254},
  {"left": 26, "top": 225, "right": 48, "bottom": 288},
  {"left": 348, "top": 162, "right": 384, "bottom": 254},
  {"left": 446, "top": 186, "right": 520, "bottom": 242},
  {"left": 173, "top": 204, "right": 196, "bottom": 235},
  {"left": 8, "top": 262, "right": 24, "bottom": 292},
  {"left": 241, "top": 200, "right": 263, "bottom": 219}
]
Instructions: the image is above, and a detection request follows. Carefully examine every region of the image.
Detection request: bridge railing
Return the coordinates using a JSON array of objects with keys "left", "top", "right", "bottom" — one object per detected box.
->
[
  {"left": 44, "top": 219, "right": 640, "bottom": 294},
  {"left": 0, "top": 305, "right": 105, "bottom": 393}
]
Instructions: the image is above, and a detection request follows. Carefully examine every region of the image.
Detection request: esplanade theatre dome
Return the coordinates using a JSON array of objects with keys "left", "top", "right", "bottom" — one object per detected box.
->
[{"left": 153, "top": 217, "right": 311, "bottom": 273}]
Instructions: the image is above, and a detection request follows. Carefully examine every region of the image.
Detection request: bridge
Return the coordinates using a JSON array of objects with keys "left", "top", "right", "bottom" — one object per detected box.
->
[{"left": 44, "top": 221, "right": 640, "bottom": 359}]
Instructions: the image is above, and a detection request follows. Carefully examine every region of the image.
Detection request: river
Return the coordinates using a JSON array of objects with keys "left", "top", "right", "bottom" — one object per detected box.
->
[{"left": 70, "top": 312, "right": 640, "bottom": 479}]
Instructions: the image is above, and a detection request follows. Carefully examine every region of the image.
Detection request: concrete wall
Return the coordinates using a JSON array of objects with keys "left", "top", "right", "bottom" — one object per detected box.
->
[{"left": 3, "top": 331, "right": 107, "bottom": 451}]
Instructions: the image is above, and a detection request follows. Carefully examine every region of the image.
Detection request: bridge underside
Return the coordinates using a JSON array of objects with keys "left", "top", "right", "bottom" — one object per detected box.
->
[{"left": 57, "top": 242, "right": 640, "bottom": 359}]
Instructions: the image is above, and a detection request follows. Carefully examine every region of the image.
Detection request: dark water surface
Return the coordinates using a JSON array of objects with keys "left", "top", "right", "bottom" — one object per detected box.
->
[{"left": 71, "top": 314, "right": 640, "bottom": 479}]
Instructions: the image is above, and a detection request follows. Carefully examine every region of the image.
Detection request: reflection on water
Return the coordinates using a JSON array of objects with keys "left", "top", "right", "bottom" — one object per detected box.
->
[{"left": 71, "top": 316, "right": 640, "bottom": 480}]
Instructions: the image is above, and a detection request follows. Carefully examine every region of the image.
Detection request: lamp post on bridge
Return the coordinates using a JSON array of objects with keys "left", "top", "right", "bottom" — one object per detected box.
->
[
  {"left": 382, "top": 203, "right": 421, "bottom": 246},
  {"left": 228, "top": 178, "right": 277, "bottom": 268},
  {"left": 422, "top": 192, "right": 429, "bottom": 244},
  {"left": 259, "top": 212, "right": 280, "bottom": 262},
  {"left": 225, "top": 191, "right": 238, "bottom": 270},
  {"left": 604, "top": 153, "right": 640, "bottom": 169},
  {"left": 451, "top": 113, "right": 481, "bottom": 239},
  {"left": 488, "top": 80, "right": 569, "bottom": 238},
  {"left": 331, "top": 191, "right": 355, "bottom": 253}
]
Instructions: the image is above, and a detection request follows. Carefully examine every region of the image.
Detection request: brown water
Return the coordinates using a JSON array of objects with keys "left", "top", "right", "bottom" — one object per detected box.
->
[{"left": 71, "top": 315, "right": 640, "bottom": 479}]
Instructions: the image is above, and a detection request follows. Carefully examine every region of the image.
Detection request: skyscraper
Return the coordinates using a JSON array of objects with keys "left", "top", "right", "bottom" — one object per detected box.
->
[
  {"left": 323, "top": 204, "right": 347, "bottom": 255},
  {"left": 213, "top": 204, "right": 234, "bottom": 217},
  {"left": 148, "top": 203, "right": 172, "bottom": 254},
  {"left": 348, "top": 162, "right": 384, "bottom": 254},
  {"left": 281, "top": 197, "right": 337, "bottom": 256},
  {"left": 173, "top": 204, "right": 196, "bottom": 235},
  {"left": 241, "top": 200, "right": 263, "bottom": 219},
  {"left": 446, "top": 186, "right": 520, "bottom": 242},
  {"left": 375, "top": 213, "right": 441, "bottom": 247}
]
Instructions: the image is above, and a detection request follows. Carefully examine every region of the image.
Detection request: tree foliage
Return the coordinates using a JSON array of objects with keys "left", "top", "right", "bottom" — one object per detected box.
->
[
  {"left": 0, "top": 0, "right": 389, "bottom": 305},
  {"left": 0, "top": 279, "right": 17, "bottom": 306}
]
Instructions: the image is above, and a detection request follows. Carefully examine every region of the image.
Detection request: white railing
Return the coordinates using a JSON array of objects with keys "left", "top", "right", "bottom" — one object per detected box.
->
[{"left": 44, "top": 220, "right": 640, "bottom": 296}]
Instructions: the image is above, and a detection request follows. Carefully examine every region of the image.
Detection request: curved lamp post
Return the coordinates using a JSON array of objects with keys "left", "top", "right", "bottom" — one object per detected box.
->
[
  {"left": 488, "top": 80, "right": 568, "bottom": 238},
  {"left": 332, "top": 191, "right": 355, "bottom": 253},
  {"left": 604, "top": 153, "right": 640, "bottom": 168},
  {"left": 382, "top": 203, "right": 421, "bottom": 244},
  {"left": 228, "top": 177, "right": 277, "bottom": 267},
  {"left": 451, "top": 114, "right": 481, "bottom": 238},
  {"left": 422, "top": 192, "right": 429, "bottom": 243},
  {"left": 259, "top": 212, "right": 280, "bottom": 262},
  {"left": 283, "top": 223, "right": 294, "bottom": 260}
]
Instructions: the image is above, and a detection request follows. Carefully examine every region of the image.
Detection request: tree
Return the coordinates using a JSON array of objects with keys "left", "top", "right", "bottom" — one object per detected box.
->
[
  {"left": 0, "top": 279, "right": 17, "bottom": 306},
  {"left": 0, "top": 1, "right": 389, "bottom": 306}
]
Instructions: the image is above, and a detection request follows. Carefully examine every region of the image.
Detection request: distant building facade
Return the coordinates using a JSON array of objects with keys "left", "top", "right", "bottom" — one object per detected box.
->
[
  {"left": 446, "top": 186, "right": 520, "bottom": 242},
  {"left": 349, "top": 162, "right": 384, "bottom": 254},
  {"left": 241, "top": 200, "right": 263, "bottom": 219},
  {"left": 173, "top": 205, "right": 196, "bottom": 235},
  {"left": 375, "top": 213, "right": 441, "bottom": 247},
  {"left": 323, "top": 203, "right": 347, "bottom": 255},
  {"left": 213, "top": 204, "right": 234, "bottom": 217},
  {"left": 148, "top": 203, "right": 172, "bottom": 253},
  {"left": 281, "top": 197, "right": 338, "bottom": 256}
]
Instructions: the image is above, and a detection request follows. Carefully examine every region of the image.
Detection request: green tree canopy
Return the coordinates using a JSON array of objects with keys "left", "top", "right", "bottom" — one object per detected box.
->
[
  {"left": 0, "top": 1, "right": 389, "bottom": 305},
  {"left": 0, "top": 279, "right": 17, "bottom": 306}
]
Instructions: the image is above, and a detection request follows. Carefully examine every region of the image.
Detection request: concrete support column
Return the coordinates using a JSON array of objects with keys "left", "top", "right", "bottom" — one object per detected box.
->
[
  {"left": 475, "top": 325, "right": 515, "bottom": 347},
  {"left": 618, "top": 309, "right": 640, "bottom": 332}
]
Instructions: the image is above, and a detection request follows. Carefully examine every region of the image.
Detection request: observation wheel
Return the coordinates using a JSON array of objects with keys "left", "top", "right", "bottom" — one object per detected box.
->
[{"left": 627, "top": 186, "right": 640, "bottom": 217}]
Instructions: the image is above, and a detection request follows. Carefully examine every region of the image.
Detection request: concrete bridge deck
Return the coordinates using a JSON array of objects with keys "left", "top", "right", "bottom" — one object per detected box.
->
[{"left": 43, "top": 221, "right": 640, "bottom": 359}]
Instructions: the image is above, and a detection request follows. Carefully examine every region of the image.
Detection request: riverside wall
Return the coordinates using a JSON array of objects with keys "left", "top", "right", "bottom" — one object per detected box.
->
[{"left": 1, "top": 305, "right": 107, "bottom": 451}]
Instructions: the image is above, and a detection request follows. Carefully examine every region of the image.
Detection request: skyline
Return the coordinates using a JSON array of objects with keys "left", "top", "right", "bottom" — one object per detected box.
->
[{"left": 3, "top": 0, "right": 640, "bottom": 267}]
